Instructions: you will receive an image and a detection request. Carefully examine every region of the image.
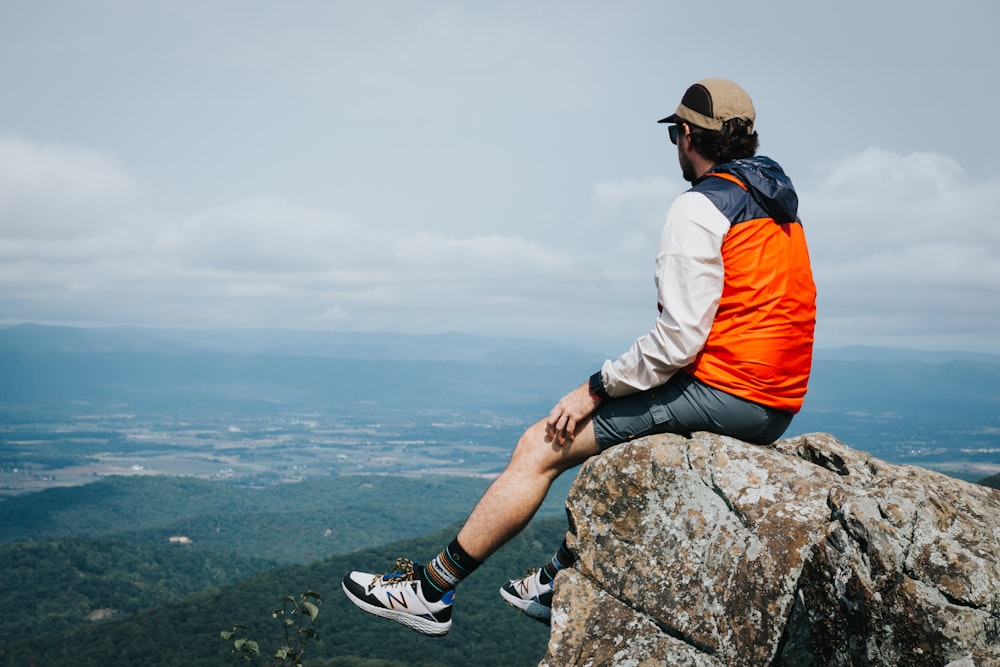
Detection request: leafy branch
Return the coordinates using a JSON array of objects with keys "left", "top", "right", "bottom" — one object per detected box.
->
[{"left": 221, "top": 590, "right": 323, "bottom": 666}]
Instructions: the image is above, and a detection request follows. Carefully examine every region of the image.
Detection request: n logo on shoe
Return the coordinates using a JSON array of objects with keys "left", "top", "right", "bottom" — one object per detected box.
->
[{"left": 386, "top": 589, "right": 409, "bottom": 609}]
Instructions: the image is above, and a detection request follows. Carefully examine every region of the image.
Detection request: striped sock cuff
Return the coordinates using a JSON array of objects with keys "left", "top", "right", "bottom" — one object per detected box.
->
[
  {"left": 541, "top": 538, "right": 577, "bottom": 583},
  {"left": 425, "top": 538, "right": 481, "bottom": 592},
  {"left": 423, "top": 558, "right": 454, "bottom": 593},
  {"left": 555, "top": 539, "right": 576, "bottom": 568}
]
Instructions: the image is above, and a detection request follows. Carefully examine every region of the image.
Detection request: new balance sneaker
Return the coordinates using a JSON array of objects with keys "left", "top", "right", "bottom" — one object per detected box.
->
[
  {"left": 499, "top": 568, "right": 552, "bottom": 625},
  {"left": 341, "top": 557, "right": 453, "bottom": 636}
]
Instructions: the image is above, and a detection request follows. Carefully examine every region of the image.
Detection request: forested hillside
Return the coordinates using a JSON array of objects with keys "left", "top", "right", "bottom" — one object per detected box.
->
[
  {"left": 0, "top": 472, "right": 576, "bottom": 659},
  {"left": 1, "top": 473, "right": 578, "bottom": 564},
  {"left": 0, "top": 519, "right": 565, "bottom": 667},
  {"left": 0, "top": 538, "right": 273, "bottom": 641}
]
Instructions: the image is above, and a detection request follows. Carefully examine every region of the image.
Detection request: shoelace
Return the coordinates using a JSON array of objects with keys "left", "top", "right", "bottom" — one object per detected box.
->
[
  {"left": 516, "top": 567, "right": 543, "bottom": 584},
  {"left": 370, "top": 557, "right": 416, "bottom": 589},
  {"left": 518, "top": 567, "right": 554, "bottom": 592}
]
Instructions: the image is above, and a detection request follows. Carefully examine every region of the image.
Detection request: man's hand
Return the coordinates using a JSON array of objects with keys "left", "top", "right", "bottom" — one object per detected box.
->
[{"left": 545, "top": 381, "right": 602, "bottom": 446}]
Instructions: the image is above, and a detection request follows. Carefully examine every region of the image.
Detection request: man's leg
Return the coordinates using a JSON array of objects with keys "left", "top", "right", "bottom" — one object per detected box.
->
[
  {"left": 341, "top": 416, "right": 600, "bottom": 635},
  {"left": 457, "top": 417, "right": 601, "bottom": 561},
  {"left": 484, "top": 419, "right": 604, "bottom": 625},
  {"left": 418, "top": 418, "right": 599, "bottom": 599}
]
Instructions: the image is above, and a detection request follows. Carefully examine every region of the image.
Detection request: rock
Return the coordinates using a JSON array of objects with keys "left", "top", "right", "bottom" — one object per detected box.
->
[{"left": 540, "top": 432, "right": 1000, "bottom": 667}]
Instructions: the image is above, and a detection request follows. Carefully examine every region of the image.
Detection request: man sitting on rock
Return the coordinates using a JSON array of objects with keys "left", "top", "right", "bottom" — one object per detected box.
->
[{"left": 341, "top": 78, "right": 817, "bottom": 635}]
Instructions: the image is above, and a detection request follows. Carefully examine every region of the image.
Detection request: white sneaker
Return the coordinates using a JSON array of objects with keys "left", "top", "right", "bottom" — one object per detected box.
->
[
  {"left": 499, "top": 568, "right": 553, "bottom": 625},
  {"left": 342, "top": 558, "right": 453, "bottom": 636}
]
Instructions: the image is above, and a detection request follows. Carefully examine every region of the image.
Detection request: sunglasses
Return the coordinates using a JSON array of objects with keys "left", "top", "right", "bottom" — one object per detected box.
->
[{"left": 668, "top": 124, "right": 684, "bottom": 145}]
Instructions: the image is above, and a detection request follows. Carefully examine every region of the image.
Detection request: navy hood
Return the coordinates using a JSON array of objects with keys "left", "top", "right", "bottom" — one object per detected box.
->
[{"left": 708, "top": 156, "right": 799, "bottom": 224}]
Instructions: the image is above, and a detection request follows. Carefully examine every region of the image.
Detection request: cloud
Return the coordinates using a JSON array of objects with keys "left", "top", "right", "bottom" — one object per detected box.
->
[
  {"left": 0, "top": 137, "right": 149, "bottom": 310},
  {"left": 801, "top": 148, "right": 1000, "bottom": 348},
  {"left": 0, "top": 136, "right": 138, "bottom": 242},
  {"left": 163, "top": 198, "right": 363, "bottom": 272},
  {"left": 0, "top": 137, "right": 618, "bottom": 334},
  {"left": 1, "top": 135, "right": 998, "bottom": 352},
  {"left": 160, "top": 198, "right": 581, "bottom": 300}
]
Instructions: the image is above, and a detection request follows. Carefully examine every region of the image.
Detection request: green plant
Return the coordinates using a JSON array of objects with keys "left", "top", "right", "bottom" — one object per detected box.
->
[
  {"left": 220, "top": 624, "right": 260, "bottom": 664},
  {"left": 222, "top": 590, "right": 322, "bottom": 666}
]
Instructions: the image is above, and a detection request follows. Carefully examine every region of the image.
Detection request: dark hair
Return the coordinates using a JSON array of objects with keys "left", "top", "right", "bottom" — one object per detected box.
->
[{"left": 687, "top": 117, "right": 758, "bottom": 162}]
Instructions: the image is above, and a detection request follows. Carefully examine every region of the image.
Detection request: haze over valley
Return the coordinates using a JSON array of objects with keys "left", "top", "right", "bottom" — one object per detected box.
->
[{"left": 2, "top": 324, "right": 998, "bottom": 496}]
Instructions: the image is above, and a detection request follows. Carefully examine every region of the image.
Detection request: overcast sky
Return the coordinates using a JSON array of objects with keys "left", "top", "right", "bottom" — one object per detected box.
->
[{"left": 1, "top": 1, "right": 998, "bottom": 354}]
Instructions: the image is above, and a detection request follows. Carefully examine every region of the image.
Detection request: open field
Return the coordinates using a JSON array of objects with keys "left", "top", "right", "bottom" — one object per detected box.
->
[
  {"left": 0, "top": 405, "right": 526, "bottom": 496},
  {"left": 3, "top": 400, "right": 999, "bottom": 495}
]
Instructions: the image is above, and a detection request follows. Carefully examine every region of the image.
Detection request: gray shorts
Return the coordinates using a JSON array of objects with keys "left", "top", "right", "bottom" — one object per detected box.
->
[{"left": 591, "top": 372, "right": 793, "bottom": 449}]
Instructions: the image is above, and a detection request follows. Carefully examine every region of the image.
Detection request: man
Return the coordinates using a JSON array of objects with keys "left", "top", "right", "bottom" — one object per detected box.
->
[{"left": 341, "top": 78, "right": 817, "bottom": 635}]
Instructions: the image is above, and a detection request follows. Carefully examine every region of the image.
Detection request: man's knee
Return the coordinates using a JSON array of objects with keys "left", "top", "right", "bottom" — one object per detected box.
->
[
  {"left": 508, "top": 419, "right": 597, "bottom": 477},
  {"left": 508, "top": 420, "right": 550, "bottom": 468}
]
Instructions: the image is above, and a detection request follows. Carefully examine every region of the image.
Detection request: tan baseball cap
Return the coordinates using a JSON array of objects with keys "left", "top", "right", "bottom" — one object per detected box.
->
[{"left": 658, "top": 78, "right": 755, "bottom": 132}]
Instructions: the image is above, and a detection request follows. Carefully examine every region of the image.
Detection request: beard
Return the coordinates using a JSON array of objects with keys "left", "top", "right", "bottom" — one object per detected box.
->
[{"left": 679, "top": 148, "right": 698, "bottom": 183}]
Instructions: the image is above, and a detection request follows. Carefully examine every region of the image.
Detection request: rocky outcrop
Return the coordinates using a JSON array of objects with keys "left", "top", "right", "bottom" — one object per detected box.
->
[{"left": 540, "top": 432, "right": 1000, "bottom": 667}]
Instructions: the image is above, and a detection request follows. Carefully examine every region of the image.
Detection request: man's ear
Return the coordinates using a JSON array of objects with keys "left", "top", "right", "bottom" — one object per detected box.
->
[{"left": 680, "top": 124, "right": 694, "bottom": 152}]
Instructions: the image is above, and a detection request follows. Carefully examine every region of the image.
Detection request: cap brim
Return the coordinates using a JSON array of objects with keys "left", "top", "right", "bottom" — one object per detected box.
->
[{"left": 657, "top": 113, "right": 682, "bottom": 124}]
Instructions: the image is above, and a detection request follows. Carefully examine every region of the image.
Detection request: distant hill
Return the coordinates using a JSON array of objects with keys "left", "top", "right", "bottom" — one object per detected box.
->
[
  {"left": 0, "top": 322, "right": 601, "bottom": 365},
  {"left": 981, "top": 473, "right": 1000, "bottom": 489},
  {"left": 0, "top": 323, "right": 593, "bottom": 413},
  {"left": 813, "top": 345, "right": 1000, "bottom": 365},
  {"left": 4, "top": 322, "right": 998, "bottom": 366},
  {"left": 3, "top": 323, "right": 998, "bottom": 416},
  {"left": 786, "top": 355, "right": 1000, "bottom": 470}
]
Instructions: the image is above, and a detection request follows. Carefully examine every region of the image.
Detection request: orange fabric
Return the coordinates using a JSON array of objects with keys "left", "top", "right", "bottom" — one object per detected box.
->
[{"left": 690, "top": 218, "right": 816, "bottom": 412}]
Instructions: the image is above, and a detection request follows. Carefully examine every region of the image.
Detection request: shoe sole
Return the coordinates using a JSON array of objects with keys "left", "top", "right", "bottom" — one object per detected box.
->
[
  {"left": 499, "top": 586, "right": 552, "bottom": 624},
  {"left": 341, "top": 581, "right": 451, "bottom": 636}
]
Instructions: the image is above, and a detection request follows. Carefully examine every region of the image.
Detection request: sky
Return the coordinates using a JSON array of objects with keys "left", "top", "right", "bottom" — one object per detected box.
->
[{"left": 1, "top": 1, "right": 999, "bottom": 355}]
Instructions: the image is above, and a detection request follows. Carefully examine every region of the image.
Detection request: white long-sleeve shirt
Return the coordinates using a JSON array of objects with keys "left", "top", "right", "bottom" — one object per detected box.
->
[{"left": 601, "top": 190, "right": 731, "bottom": 397}]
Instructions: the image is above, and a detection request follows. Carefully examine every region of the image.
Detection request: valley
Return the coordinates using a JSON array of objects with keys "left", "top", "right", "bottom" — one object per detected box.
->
[
  {"left": 1, "top": 405, "right": 525, "bottom": 495},
  {"left": 0, "top": 326, "right": 998, "bottom": 666}
]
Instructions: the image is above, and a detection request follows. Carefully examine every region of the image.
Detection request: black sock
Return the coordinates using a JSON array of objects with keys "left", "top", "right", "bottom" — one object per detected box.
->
[
  {"left": 420, "top": 538, "right": 482, "bottom": 601},
  {"left": 539, "top": 538, "right": 576, "bottom": 584}
]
